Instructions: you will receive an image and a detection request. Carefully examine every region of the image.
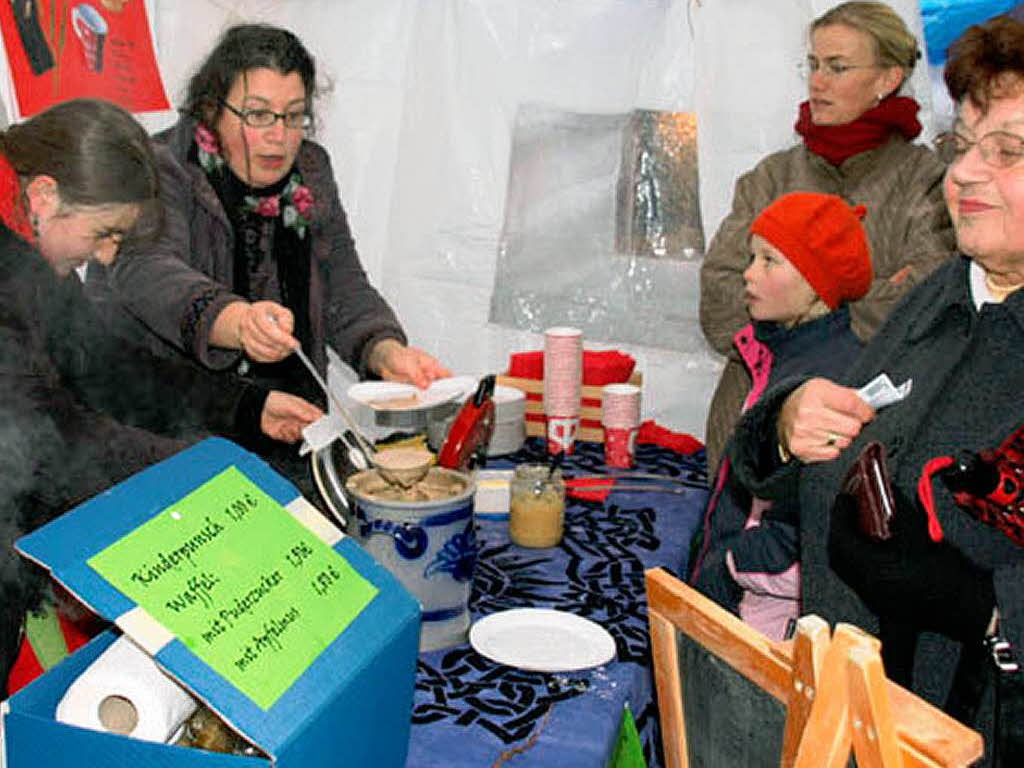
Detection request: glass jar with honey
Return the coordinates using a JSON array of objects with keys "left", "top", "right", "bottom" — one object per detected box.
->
[{"left": 508, "top": 463, "right": 565, "bottom": 547}]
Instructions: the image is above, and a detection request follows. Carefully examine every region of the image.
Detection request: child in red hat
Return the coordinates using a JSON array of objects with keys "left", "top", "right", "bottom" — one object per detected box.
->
[{"left": 689, "top": 191, "right": 872, "bottom": 640}]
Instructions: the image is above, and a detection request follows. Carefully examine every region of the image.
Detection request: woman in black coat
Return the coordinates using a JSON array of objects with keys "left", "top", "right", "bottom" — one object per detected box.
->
[{"left": 0, "top": 99, "right": 322, "bottom": 696}]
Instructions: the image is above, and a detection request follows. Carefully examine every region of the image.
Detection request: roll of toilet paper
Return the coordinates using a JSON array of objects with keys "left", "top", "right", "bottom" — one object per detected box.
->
[{"left": 56, "top": 635, "right": 198, "bottom": 743}]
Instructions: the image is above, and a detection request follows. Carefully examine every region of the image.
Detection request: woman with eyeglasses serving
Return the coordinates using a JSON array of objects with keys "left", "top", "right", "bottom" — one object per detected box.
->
[
  {"left": 727, "top": 16, "right": 1024, "bottom": 763},
  {"left": 85, "top": 24, "right": 450, "bottom": 475},
  {"left": 700, "top": 1, "right": 955, "bottom": 478}
]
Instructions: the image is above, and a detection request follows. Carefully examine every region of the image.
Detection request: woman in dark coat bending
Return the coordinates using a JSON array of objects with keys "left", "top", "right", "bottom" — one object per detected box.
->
[{"left": 0, "top": 99, "right": 321, "bottom": 697}]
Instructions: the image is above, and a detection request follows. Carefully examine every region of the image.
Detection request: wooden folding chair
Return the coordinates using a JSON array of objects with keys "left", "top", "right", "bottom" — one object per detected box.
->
[{"left": 645, "top": 568, "right": 983, "bottom": 768}]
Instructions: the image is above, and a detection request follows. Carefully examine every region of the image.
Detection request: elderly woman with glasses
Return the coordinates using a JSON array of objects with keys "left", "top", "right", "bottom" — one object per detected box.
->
[
  {"left": 85, "top": 25, "right": 449, "bottom": 466},
  {"left": 700, "top": 1, "right": 956, "bottom": 478},
  {"left": 727, "top": 16, "right": 1024, "bottom": 764}
]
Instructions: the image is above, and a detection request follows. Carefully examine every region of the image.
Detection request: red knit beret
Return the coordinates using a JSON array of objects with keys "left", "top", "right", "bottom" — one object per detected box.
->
[{"left": 749, "top": 192, "right": 872, "bottom": 310}]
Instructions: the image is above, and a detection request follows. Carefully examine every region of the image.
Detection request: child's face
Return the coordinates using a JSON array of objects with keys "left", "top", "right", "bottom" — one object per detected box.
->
[{"left": 743, "top": 235, "right": 820, "bottom": 326}]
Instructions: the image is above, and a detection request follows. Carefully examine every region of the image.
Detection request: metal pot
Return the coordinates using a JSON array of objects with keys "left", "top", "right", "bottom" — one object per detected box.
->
[
  {"left": 370, "top": 398, "right": 461, "bottom": 432},
  {"left": 310, "top": 377, "right": 492, "bottom": 530},
  {"left": 310, "top": 439, "right": 362, "bottom": 531}
]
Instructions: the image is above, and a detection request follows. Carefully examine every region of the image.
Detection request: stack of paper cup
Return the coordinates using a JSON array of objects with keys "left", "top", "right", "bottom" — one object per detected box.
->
[
  {"left": 543, "top": 327, "right": 583, "bottom": 455},
  {"left": 602, "top": 383, "right": 641, "bottom": 467}
]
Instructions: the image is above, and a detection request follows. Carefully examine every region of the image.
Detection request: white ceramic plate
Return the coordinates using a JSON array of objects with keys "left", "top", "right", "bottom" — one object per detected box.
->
[
  {"left": 469, "top": 608, "right": 616, "bottom": 672},
  {"left": 347, "top": 376, "right": 476, "bottom": 412}
]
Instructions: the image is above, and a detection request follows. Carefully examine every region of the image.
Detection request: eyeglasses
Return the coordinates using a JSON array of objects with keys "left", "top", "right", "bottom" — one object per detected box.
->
[
  {"left": 219, "top": 100, "right": 311, "bottom": 130},
  {"left": 798, "top": 57, "right": 878, "bottom": 79},
  {"left": 934, "top": 130, "right": 1024, "bottom": 169}
]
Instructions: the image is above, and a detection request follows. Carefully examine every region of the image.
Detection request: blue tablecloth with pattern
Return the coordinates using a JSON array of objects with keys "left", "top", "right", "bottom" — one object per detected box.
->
[{"left": 406, "top": 438, "right": 708, "bottom": 768}]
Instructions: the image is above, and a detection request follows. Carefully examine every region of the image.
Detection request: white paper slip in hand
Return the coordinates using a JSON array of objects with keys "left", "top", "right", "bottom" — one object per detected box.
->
[
  {"left": 856, "top": 373, "right": 912, "bottom": 410},
  {"left": 299, "top": 412, "right": 345, "bottom": 456}
]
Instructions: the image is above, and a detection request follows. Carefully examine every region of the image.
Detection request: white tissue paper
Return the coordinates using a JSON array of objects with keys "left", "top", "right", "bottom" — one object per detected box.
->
[
  {"left": 299, "top": 412, "right": 345, "bottom": 457},
  {"left": 55, "top": 635, "right": 198, "bottom": 743}
]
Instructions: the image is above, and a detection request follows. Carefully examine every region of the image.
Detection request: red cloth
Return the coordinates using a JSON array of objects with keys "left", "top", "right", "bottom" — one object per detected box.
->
[
  {"left": 636, "top": 420, "right": 703, "bottom": 455},
  {"left": 794, "top": 96, "right": 922, "bottom": 166},
  {"left": 507, "top": 349, "right": 702, "bottom": 458},
  {"left": 7, "top": 612, "right": 100, "bottom": 695},
  {"left": 506, "top": 349, "right": 636, "bottom": 385},
  {"left": 507, "top": 350, "right": 544, "bottom": 379},
  {"left": 527, "top": 416, "right": 704, "bottom": 452},
  {"left": 566, "top": 476, "right": 615, "bottom": 502},
  {"left": 0, "top": 153, "right": 33, "bottom": 241}
]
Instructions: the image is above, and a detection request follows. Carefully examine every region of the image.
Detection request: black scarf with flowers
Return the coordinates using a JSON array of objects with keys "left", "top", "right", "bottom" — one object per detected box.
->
[{"left": 191, "top": 125, "right": 316, "bottom": 394}]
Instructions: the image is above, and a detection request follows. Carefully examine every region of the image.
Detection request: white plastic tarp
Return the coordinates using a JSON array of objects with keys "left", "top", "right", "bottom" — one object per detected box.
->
[{"left": 0, "top": 0, "right": 940, "bottom": 438}]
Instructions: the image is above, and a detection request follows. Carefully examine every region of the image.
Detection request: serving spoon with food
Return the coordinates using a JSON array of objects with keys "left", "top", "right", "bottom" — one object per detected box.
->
[{"left": 268, "top": 317, "right": 433, "bottom": 487}]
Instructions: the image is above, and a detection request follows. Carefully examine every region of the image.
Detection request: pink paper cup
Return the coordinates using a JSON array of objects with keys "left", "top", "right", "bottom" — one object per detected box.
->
[
  {"left": 604, "top": 426, "right": 638, "bottom": 468},
  {"left": 546, "top": 415, "right": 579, "bottom": 455},
  {"left": 601, "top": 383, "right": 641, "bottom": 429},
  {"left": 543, "top": 327, "right": 582, "bottom": 413}
]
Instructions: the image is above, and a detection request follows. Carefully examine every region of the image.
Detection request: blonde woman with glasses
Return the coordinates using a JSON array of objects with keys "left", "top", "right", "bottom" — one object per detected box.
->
[{"left": 699, "top": 1, "right": 955, "bottom": 478}]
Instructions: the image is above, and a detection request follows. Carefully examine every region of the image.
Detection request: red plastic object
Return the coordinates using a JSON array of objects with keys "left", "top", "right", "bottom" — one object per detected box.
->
[{"left": 438, "top": 375, "right": 496, "bottom": 472}]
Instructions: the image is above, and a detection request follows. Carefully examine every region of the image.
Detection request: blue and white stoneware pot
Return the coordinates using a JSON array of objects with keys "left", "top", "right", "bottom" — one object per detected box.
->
[{"left": 345, "top": 467, "right": 476, "bottom": 651}]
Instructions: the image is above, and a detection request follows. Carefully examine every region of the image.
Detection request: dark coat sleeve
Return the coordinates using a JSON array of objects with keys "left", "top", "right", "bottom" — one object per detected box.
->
[
  {"left": 0, "top": 233, "right": 271, "bottom": 693},
  {"left": 95, "top": 128, "right": 408, "bottom": 380},
  {"left": 93, "top": 142, "right": 243, "bottom": 370},
  {"left": 48, "top": 273, "right": 264, "bottom": 440},
  {"left": 302, "top": 143, "right": 406, "bottom": 376},
  {"left": 727, "top": 376, "right": 809, "bottom": 500}
]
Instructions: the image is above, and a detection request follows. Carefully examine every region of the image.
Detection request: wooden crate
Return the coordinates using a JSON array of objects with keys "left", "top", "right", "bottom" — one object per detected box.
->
[{"left": 496, "top": 371, "right": 643, "bottom": 443}]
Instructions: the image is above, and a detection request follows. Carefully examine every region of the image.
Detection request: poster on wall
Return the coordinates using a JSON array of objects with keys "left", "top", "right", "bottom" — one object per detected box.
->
[
  {"left": 0, "top": 0, "right": 168, "bottom": 118},
  {"left": 920, "top": 0, "right": 1018, "bottom": 63}
]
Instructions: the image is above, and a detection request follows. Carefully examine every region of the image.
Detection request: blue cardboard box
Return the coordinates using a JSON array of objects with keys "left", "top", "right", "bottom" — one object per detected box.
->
[{"left": 2, "top": 438, "right": 420, "bottom": 767}]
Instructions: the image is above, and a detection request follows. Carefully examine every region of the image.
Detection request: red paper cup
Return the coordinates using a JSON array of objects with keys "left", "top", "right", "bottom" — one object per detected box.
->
[
  {"left": 546, "top": 415, "right": 579, "bottom": 455},
  {"left": 601, "top": 384, "right": 641, "bottom": 429},
  {"left": 604, "top": 426, "right": 638, "bottom": 468}
]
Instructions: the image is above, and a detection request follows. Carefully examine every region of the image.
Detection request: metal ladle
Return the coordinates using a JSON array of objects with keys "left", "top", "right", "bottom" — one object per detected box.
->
[{"left": 282, "top": 332, "right": 432, "bottom": 487}]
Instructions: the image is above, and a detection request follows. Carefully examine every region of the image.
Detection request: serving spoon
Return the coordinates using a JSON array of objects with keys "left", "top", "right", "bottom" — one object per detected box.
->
[
  {"left": 292, "top": 344, "right": 433, "bottom": 487},
  {"left": 266, "top": 315, "right": 433, "bottom": 486}
]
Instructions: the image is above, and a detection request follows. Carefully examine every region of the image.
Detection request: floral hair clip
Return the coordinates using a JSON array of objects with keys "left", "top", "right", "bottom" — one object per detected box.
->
[{"left": 194, "top": 123, "right": 225, "bottom": 173}]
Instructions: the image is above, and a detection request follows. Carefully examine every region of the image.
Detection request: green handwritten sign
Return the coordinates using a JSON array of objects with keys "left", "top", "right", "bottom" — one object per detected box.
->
[{"left": 88, "top": 466, "right": 378, "bottom": 710}]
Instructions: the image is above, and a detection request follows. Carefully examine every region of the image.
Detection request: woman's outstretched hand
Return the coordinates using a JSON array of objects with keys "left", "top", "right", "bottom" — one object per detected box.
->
[
  {"left": 260, "top": 391, "right": 323, "bottom": 443},
  {"left": 369, "top": 338, "right": 451, "bottom": 389},
  {"left": 777, "top": 378, "right": 875, "bottom": 463}
]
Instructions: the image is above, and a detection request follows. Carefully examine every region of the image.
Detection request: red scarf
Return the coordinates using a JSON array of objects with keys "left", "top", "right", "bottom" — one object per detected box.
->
[
  {"left": 794, "top": 96, "right": 922, "bottom": 166},
  {"left": 0, "top": 153, "right": 33, "bottom": 241}
]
